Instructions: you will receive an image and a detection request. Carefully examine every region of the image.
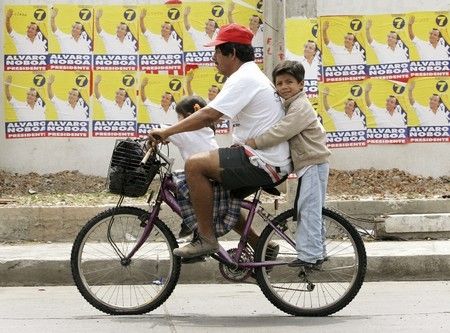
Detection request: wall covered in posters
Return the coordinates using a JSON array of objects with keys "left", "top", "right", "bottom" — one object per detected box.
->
[
  {"left": 286, "top": 12, "right": 449, "bottom": 147},
  {"left": 3, "top": 1, "right": 263, "bottom": 139}
]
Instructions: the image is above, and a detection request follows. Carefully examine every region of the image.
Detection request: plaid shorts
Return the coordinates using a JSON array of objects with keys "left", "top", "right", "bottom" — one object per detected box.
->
[{"left": 172, "top": 171, "right": 242, "bottom": 237}]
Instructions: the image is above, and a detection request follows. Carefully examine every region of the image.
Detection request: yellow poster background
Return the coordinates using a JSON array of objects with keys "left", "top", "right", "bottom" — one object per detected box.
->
[
  {"left": 47, "top": 5, "right": 94, "bottom": 53},
  {"left": 4, "top": 71, "right": 48, "bottom": 122},
  {"left": 4, "top": 5, "right": 49, "bottom": 54},
  {"left": 92, "top": 71, "right": 137, "bottom": 120}
]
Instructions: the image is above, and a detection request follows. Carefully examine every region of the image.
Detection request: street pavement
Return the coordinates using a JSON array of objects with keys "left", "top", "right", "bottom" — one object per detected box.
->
[{"left": 0, "top": 282, "right": 449, "bottom": 332}]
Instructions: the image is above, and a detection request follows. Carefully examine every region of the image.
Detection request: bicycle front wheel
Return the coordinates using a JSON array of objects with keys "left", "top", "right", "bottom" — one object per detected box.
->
[
  {"left": 255, "top": 208, "right": 366, "bottom": 316},
  {"left": 71, "top": 206, "right": 181, "bottom": 315}
]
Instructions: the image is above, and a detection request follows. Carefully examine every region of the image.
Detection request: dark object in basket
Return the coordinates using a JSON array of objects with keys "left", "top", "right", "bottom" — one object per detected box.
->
[{"left": 107, "top": 139, "right": 160, "bottom": 197}]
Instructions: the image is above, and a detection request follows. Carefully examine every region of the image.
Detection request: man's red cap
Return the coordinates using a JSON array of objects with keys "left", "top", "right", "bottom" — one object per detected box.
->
[{"left": 204, "top": 23, "right": 254, "bottom": 47}]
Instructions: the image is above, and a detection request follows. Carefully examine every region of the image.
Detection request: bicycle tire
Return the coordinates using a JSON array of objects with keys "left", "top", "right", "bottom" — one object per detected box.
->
[
  {"left": 255, "top": 208, "right": 366, "bottom": 316},
  {"left": 71, "top": 206, "right": 181, "bottom": 315}
]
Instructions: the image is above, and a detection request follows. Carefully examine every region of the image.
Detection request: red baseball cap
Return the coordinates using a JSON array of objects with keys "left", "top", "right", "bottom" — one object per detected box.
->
[{"left": 204, "top": 23, "right": 254, "bottom": 47}]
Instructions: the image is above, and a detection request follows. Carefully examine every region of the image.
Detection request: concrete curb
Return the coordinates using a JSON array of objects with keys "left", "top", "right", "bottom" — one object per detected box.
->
[
  {"left": 1, "top": 199, "right": 449, "bottom": 242},
  {"left": 1, "top": 240, "right": 450, "bottom": 286}
]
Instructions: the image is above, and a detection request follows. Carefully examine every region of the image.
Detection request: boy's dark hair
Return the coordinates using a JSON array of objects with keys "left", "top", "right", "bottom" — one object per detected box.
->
[
  {"left": 272, "top": 60, "right": 305, "bottom": 83},
  {"left": 175, "top": 95, "right": 207, "bottom": 118},
  {"left": 216, "top": 42, "right": 255, "bottom": 62}
]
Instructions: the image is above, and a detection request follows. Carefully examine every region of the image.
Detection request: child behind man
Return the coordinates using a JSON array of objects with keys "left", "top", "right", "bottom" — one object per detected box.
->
[
  {"left": 163, "top": 95, "right": 218, "bottom": 161},
  {"left": 245, "top": 60, "right": 331, "bottom": 268}
]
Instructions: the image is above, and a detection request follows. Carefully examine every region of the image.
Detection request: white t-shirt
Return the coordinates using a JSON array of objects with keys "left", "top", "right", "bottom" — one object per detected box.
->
[
  {"left": 54, "top": 29, "right": 91, "bottom": 54},
  {"left": 51, "top": 96, "right": 88, "bottom": 121},
  {"left": 413, "top": 102, "right": 449, "bottom": 126},
  {"left": 208, "top": 61, "right": 291, "bottom": 167},
  {"left": 9, "top": 97, "right": 46, "bottom": 121},
  {"left": 369, "top": 40, "right": 408, "bottom": 64},
  {"left": 9, "top": 30, "right": 47, "bottom": 54},
  {"left": 252, "top": 26, "right": 263, "bottom": 48},
  {"left": 369, "top": 104, "right": 406, "bottom": 128},
  {"left": 144, "top": 30, "right": 181, "bottom": 54},
  {"left": 412, "top": 37, "right": 449, "bottom": 61},
  {"left": 144, "top": 99, "right": 178, "bottom": 125},
  {"left": 327, "top": 108, "right": 366, "bottom": 131},
  {"left": 98, "top": 30, "right": 136, "bottom": 54},
  {"left": 98, "top": 96, "right": 135, "bottom": 120},
  {"left": 285, "top": 49, "right": 320, "bottom": 80},
  {"left": 162, "top": 125, "right": 219, "bottom": 161},
  {"left": 326, "top": 41, "right": 365, "bottom": 65},
  {"left": 187, "top": 27, "right": 217, "bottom": 51}
]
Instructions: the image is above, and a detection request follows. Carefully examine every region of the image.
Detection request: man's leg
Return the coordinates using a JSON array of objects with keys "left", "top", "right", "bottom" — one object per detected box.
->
[{"left": 173, "top": 150, "right": 222, "bottom": 258}]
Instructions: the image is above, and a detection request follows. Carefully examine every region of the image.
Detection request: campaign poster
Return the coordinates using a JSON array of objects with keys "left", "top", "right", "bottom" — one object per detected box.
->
[
  {"left": 138, "top": 3, "right": 183, "bottom": 73},
  {"left": 137, "top": 73, "right": 184, "bottom": 136},
  {"left": 4, "top": 5, "right": 48, "bottom": 71},
  {"left": 182, "top": 1, "right": 228, "bottom": 66},
  {"left": 185, "top": 66, "right": 229, "bottom": 133},
  {"left": 48, "top": 5, "right": 94, "bottom": 71},
  {"left": 226, "top": 0, "right": 264, "bottom": 64},
  {"left": 285, "top": 17, "right": 320, "bottom": 97},
  {"left": 4, "top": 71, "right": 48, "bottom": 139},
  {"left": 406, "top": 77, "right": 450, "bottom": 143},
  {"left": 318, "top": 81, "right": 367, "bottom": 148},
  {"left": 407, "top": 11, "right": 450, "bottom": 78},
  {"left": 363, "top": 78, "right": 409, "bottom": 144},
  {"left": 365, "top": 14, "right": 410, "bottom": 81},
  {"left": 45, "top": 71, "right": 90, "bottom": 138},
  {"left": 92, "top": 71, "right": 138, "bottom": 137},
  {"left": 93, "top": 6, "right": 138, "bottom": 71},
  {"left": 319, "top": 16, "right": 367, "bottom": 83}
]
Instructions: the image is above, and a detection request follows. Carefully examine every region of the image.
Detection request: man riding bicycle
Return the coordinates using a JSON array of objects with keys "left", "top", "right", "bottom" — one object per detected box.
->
[{"left": 148, "top": 23, "right": 292, "bottom": 258}]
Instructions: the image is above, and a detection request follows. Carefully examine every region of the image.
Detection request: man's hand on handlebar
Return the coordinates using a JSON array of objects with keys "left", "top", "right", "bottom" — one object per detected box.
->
[{"left": 147, "top": 128, "right": 169, "bottom": 147}]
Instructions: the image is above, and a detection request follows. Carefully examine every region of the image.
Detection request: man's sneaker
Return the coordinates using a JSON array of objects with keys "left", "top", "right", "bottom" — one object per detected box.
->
[
  {"left": 181, "top": 256, "right": 207, "bottom": 264},
  {"left": 178, "top": 224, "right": 193, "bottom": 238},
  {"left": 287, "top": 258, "right": 324, "bottom": 269},
  {"left": 173, "top": 235, "right": 219, "bottom": 258}
]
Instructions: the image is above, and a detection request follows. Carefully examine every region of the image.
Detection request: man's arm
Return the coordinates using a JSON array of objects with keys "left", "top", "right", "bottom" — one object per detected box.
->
[
  {"left": 183, "top": 6, "right": 191, "bottom": 31},
  {"left": 6, "top": 9, "right": 13, "bottom": 34},
  {"left": 94, "top": 75, "right": 102, "bottom": 99},
  {"left": 148, "top": 106, "right": 222, "bottom": 142},
  {"left": 322, "top": 87, "right": 331, "bottom": 111},
  {"left": 365, "top": 19, "right": 373, "bottom": 44},
  {"left": 4, "top": 75, "right": 12, "bottom": 101},
  {"left": 186, "top": 70, "right": 194, "bottom": 96},
  {"left": 364, "top": 83, "right": 372, "bottom": 107},
  {"left": 408, "top": 16, "right": 415, "bottom": 40},
  {"left": 322, "top": 21, "right": 330, "bottom": 46},
  {"left": 50, "top": 8, "right": 58, "bottom": 33},
  {"left": 139, "top": 8, "right": 147, "bottom": 34},
  {"left": 140, "top": 77, "right": 148, "bottom": 103},
  {"left": 227, "top": 2, "right": 235, "bottom": 23},
  {"left": 47, "top": 74, "right": 55, "bottom": 100},
  {"left": 95, "top": 9, "right": 103, "bottom": 34},
  {"left": 408, "top": 81, "right": 415, "bottom": 105}
]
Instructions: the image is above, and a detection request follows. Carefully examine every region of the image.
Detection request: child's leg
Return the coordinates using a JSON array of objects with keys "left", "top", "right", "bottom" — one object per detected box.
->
[{"left": 295, "top": 163, "right": 329, "bottom": 263}]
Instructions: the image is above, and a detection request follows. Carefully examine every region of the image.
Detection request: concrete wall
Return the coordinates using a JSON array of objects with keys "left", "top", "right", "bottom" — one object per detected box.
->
[{"left": 0, "top": 1, "right": 449, "bottom": 177}]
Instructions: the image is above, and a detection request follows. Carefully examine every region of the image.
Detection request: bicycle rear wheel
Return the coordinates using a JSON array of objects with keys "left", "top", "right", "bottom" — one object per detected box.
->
[
  {"left": 255, "top": 208, "right": 366, "bottom": 316},
  {"left": 71, "top": 206, "right": 181, "bottom": 315}
]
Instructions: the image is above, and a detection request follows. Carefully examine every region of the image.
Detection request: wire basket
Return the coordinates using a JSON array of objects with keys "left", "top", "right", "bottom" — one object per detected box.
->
[{"left": 106, "top": 139, "right": 160, "bottom": 197}]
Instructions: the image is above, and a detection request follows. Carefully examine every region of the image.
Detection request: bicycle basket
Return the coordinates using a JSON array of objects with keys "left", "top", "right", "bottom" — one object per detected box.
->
[{"left": 107, "top": 139, "right": 160, "bottom": 197}]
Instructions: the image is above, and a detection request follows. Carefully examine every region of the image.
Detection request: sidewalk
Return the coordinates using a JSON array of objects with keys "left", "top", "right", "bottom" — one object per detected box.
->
[{"left": 1, "top": 240, "right": 450, "bottom": 286}]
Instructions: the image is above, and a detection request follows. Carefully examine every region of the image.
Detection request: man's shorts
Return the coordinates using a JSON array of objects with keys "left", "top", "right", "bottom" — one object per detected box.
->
[{"left": 218, "top": 146, "right": 274, "bottom": 197}]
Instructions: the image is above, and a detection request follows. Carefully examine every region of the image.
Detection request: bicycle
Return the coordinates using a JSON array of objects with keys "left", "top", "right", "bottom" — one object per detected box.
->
[{"left": 71, "top": 139, "right": 367, "bottom": 317}]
